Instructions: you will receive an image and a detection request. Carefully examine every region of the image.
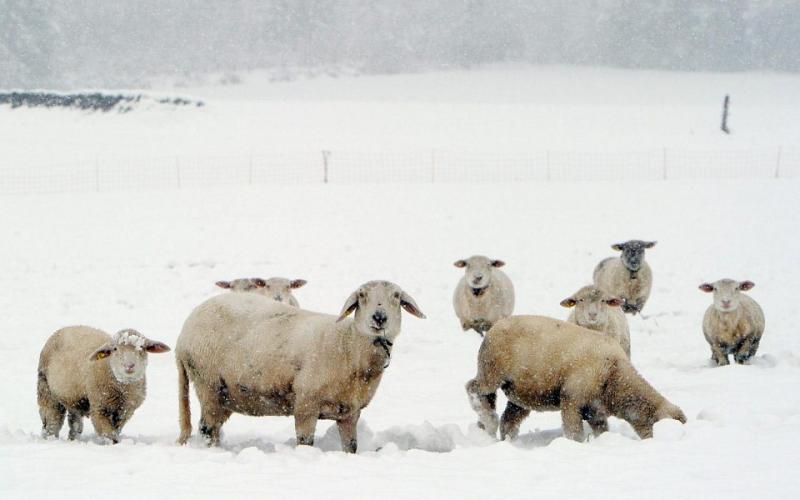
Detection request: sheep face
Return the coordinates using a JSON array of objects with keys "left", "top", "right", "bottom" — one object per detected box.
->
[
  {"left": 699, "top": 279, "right": 755, "bottom": 312},
  {"left": 259, "top": 277, "right": 306, "bottom": 304},
  {"left": 337, "top": 281, "right": 425, "bottom": 341},
  {"left": 90, "top": 329, "right": 171, "bottom": 384},
  {"left": 611, "top": 240, "right": 656, "bottom": 272},
  {"left": 216, "top": 278, "right": 266, "bottom": 293},
  {"left": 560, "top": 286, "right": 622, "bottom": 327},
  {"left": 454, "top": 256, "right": 506, "bottom": 293}
]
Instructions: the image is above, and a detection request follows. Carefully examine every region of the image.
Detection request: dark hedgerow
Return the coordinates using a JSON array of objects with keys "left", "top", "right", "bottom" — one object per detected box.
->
[{"left": 0, "top": 92, "right": 204, "bottom": 113}]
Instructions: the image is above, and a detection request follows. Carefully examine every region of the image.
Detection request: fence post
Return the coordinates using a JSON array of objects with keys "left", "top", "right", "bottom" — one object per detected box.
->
[
  {"left": 322, "top": 150, "right": 330, "bottom": 184},
  {"left": 662, "top": 147, "right": 667, "bottom": 180},
  {"left": 430, "top": 150, "right": 435, "bottom": 183},
  {"left": 546, "top": 150, "right": 551, "bottom": 181},
  {"left": 175, "top": 157, "right": 181, "bottom": 188},
  {"left": 775, "top": 146, "right": 782, "bottom": 179},
  {"left": 94, "top": 159, "right": 100, "bottom": 192}
]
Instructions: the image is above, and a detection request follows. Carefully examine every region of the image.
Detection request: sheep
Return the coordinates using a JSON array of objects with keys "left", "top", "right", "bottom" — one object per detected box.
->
[
  {"left": 176, "top": 280, "right": 425, "bottom": 453},
  {"left": 593, "top": 240, "right": 656, "bottom": 315},
  {"left": 215, "top": 276, "right": 307, "bottom": 307},
  {"left": 452, "top": 255, "right": 515, "bottom": 335},
  {"left": 560, "top": 285, "right": 631, "bottom": 357},
  {"left": 699, "top": 279, "right": 765, "bottom": 366},
  {"left": 466, "top": 316, "right": 685, "bottom": 442},
  {"left": 37, "top": 326, "right": 170, "bottom": 443}
]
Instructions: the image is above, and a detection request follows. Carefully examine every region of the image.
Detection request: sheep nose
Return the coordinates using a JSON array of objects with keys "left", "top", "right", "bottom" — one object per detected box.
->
[
  {"left": 722, "top": 300, "right": 731, "bottom": 308},
  {"left": 274, "top": 295, "right": 283, "bottom": 302},
  {"left": 588, "top": 312, "right": 597, "bottom": 319},
  {"left": 372, "top": 311, "right": 387, "bottom": 327},
  {"left": 123, "top": 363, "right": 135, "bottom": 373}
]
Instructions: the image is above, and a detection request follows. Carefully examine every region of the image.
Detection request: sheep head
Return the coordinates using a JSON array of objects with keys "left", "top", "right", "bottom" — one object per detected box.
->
[
  {"left": 90, "top": 329, "right": 170, "bottom": 384},
  {"left": 337, "top": 281, "right": 425, "bottom": 341},
  {"left": 611, "top": 240, "right": 656, "bottom": 272},
  {"left": 454, "top": 255, "right": 506, "bottom": 294},
  {"left": 699, "top": 279, "right": 755, "bottom": 312},
  {"left": 560, "top": 285, "right": 623, "bottom": 327}
]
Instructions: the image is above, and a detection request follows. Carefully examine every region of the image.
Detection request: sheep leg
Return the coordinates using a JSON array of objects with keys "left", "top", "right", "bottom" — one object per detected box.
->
[
  {"left": 734, "top": 337, "right": 759, "bottom": 364},
  {"left": 89, "top": 410, "right": 119, "bottom": 443},
  {"left": 710, "top": 344, "right": 730, "bottom": 366},
  {"left": 583, "top": 406, "right": 609, "bottom": 437},
  {"left": 67, "top": 412, "right": 83, "bottom": 440},
  {"left": 294, "top": 410, "right": 318, "bottom": 447},
  {"left": 37, "top": 373, "right": 65, "bottom": 438},
  {"left": 499, "top": 401, "right": 530, "bottom": 441},
  {"left": 198, "top": 407, "right": 231, "bottom": 446},
  {"left": 465, "top": 378, "right": 499, "bottom": 436},
  {"left": 336, "top": 411, "right": 360, "bottom": 453},
  {"left": 560, "top": 401, "right": 585, "bottom": 442},
  {"left": 39, "top": 402, "right": 65, "bottom": 439}
]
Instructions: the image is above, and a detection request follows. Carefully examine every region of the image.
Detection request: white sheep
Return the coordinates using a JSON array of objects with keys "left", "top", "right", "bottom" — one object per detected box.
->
[
  {"left": 176, "top": 280, "right": 425, "bottom": 452},
  {"left": 699, "top": 279, "right": 765, "bottom": 365},
  {"left": 560, "top": 285, "right": 631, "bottom": 357},
  {"left": 215, "top": 276, "right": 307, "bottom": 307},
  {"left": 466, "top": 316, "right": 686, "bottom": 442},
  {"left": 452, "top": 255, "right": 515, "bottom": 335},
  {"left": 37, "top": 326, "right": 170, "bottom": 443},
  {"left": 593, "top": 240, "right": 656, "bottom": 315}
]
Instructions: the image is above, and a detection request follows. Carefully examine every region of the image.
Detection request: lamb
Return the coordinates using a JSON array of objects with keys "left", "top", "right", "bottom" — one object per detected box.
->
[
  {"left": 453, "top": 255, "right": 515, "bottom": 335},
  {"left": 466, "top": 316, "right": 685, "bottom": 442},
  {"left": 560, "top": 285, "right": 631, "bottom": 357},
  {"left": 37, "top": 326, "right": 170, "bottom": 443},
  {"left": 176, "top": 280, "right": 425, "bottom": 453},
  {"left": 593, "top": 240, "right": 656, "bottom": 315},
  {"left": 699, "top": 279, "right": 765, "bottom": 366},
  {"left": 215, "top": 276, "right": 307, "bottom": 307}
]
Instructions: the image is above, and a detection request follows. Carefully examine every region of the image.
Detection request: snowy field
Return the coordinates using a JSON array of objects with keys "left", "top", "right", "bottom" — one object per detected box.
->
[{"left": 1, "top": 67, "right": 799, "bottom": 499}]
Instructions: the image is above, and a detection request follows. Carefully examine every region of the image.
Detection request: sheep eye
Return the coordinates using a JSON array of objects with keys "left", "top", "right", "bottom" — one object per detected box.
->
[
  {"left": 393, "top": 292, "right": 400, "bottom": 299},
  {"left": 358, "top": 292, "right": 366, "bottom": 299}
]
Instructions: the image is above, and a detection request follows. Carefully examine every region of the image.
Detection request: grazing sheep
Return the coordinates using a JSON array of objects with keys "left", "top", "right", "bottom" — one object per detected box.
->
[
  {"left": 466, "top": 316, "right": 685, "bottom": 442},
  {"left": 176, "top": 280, "right": 425, "bottom": 452},
  {"left": 699, "top": 279, "right": 765, "bottom": 366},
  {"left": 560, "top": 285, "right": 631, "bottom": 357},
  {"left": 37, "top": 326, "right": 170, "bottom": 443},
  {"left": 216, "top": 277, "right": 307, "bottom": 307},
  {"left": 453, "top": 256, "right": 515, "bottom": 335},
  {"left": 593, "top": 240, "right": 656, "bottom": 315}
]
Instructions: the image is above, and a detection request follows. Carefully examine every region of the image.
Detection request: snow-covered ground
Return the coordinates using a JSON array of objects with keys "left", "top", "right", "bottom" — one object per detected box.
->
[
  {"left": 1, "top": 179, "right": 799, "bottom": 499},
  {"left": 1, "top": 67, "right": 799, "bottom": 499}
]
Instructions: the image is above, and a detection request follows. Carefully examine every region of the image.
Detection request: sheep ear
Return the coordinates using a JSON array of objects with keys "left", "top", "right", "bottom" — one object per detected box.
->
[
  {"left": 605, "top": 297, "right": 623, "bottom": 307},
  {"left": 90, "top": 345, "right": 116, "bottom": 361},
  {"left": 253, "top": 278, "right": 266, "bottom": 287},
  {"left": 491, "top": 260, "right": 506, "bottom": 268},
  {"left": 453, "top": 260, "right": 467, "bottom": 268},
  {"left": 611, "top": 243, "right": 624, "bottom": 251},
  {"left": 144, "top": 340, "right": 171, "bottom": 354},
  {"left": 399, "top": 291, "right": 426, "bottom": 319},
  {"left": 560, "top": 298, "right": 577, "bottom": 308},
  {"left": 699, "top": 283, "right": 714, "bottom": 293},
  {"left": 644, "top": 241, "right": 657, "bottom": 249},
  {"left": 216, "top": 281, "right": 232, "bottom": 289},
  {"left": 290, "top": 279, "right": 307, "bottom": 289},
  {"left": 336, "top": 291, "right": 359, "bottom": 322},
  {"left": 738, "top": 281, "right": 755, "bottom": 291}
]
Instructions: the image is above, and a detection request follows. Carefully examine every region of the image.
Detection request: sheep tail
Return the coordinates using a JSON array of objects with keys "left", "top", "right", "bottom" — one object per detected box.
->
[{"left": 176, "top": 358, "right": 192, "bottom": 444}]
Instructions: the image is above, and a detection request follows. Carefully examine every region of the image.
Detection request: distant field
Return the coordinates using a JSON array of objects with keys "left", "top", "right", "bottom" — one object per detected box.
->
[{"left": 1, "top": 65, "right": 798, "bottom": 168}]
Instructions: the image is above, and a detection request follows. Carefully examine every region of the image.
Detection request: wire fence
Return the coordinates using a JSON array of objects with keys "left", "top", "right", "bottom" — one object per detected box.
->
[{"left": 0, "top": 147, "right": 796, "bottom": 195}]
